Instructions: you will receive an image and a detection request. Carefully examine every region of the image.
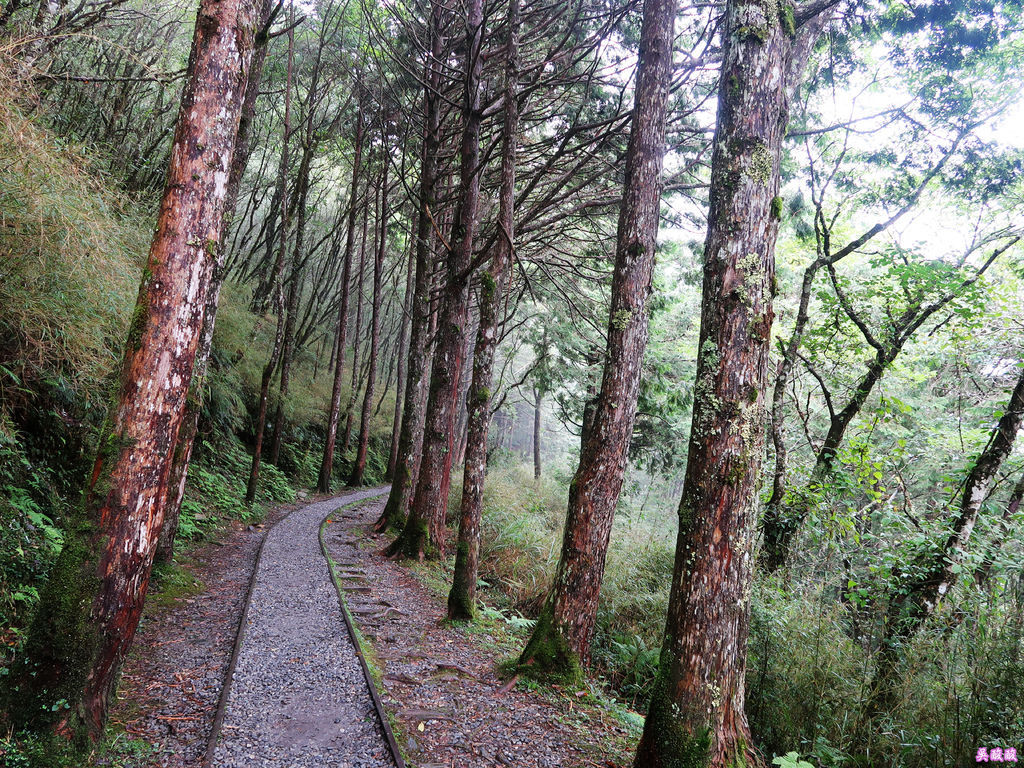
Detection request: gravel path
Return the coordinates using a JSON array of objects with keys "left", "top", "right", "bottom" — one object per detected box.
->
[{"left": 211, "top": 488, "right": 396, "bottom": 768}]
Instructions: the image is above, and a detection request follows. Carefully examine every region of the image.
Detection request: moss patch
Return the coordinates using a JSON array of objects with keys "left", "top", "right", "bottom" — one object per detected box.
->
[
  {"left": 517, "top": 602, "right": 582, "bottom": 684},
  {"left": 640, "top": 670, "right": 713, "bottom": 768}
]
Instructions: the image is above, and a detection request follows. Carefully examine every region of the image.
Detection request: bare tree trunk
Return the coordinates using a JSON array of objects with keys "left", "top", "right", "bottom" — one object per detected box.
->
[
  {"left": 975, "top": 472, "right": 1024, "bottom": 588},
  {"left": 318, "top": 100, "right": 364, "bottom": 492},
  {"left": 350, "top": 159, "right": 389, "bottom": 485},
  {"left": 760, "top": 234, "right": 1014, "bottom": 571},
  {"left": 388, "top": 0, "right": 484, "bottom": 560},
  {"left": 386, "top": 228, "right": 415, "bottom": 481},
  {"left": 17, "top": 0, "right": 62, "bottom": 72},
  {"left": 245, "top": 13, "right": 294, "bottom": 505},
  {"left": 375, "top": 0, "right": 443, "bottom": 532},
  {"left": 447, "top": 0, "right": 520, "bottom": 621},
  {"left": 633, "top": 0, "right": 830, "bottom": 764},
  {"left": 533, "top": 388, "right": 542, "bottom": 480},
  {"left": 342, "top": 194, "right": 370, "bottom": 453},
  {"left": 269, "top": 147, "right": 314, "bottom": 466},
  {"left": 156, "top": 0, "right": 275, "bottom": 564},
  {"left": 518, "top": 0, "right": 674, "bottom": 676},
  {"left": 12, "top": 0, "right": 258, "bottom": 741}
]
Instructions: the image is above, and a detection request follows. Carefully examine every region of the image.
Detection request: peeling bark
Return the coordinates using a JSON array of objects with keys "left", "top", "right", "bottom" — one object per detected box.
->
[
  {"left": 156, "top": 0, "right": 275, "bottom": 564},
  {"left": 12, "top": 0, "right": 258, "bottom": 742}
]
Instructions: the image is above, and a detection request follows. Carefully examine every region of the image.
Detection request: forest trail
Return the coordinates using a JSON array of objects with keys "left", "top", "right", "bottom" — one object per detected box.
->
[{"left": 209, "top": 488, "right": 398, "bottom": 768}]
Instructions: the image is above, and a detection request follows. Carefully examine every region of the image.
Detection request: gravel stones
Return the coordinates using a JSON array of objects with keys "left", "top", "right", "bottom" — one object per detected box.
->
[{"left": 211, "top": 489, "right": 396, "bottom": 768}]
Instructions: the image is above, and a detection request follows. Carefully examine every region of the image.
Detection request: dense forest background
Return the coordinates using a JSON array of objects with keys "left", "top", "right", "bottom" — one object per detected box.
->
[{"left": 1, "top": 0, "right": 1023, "bottom": 765}]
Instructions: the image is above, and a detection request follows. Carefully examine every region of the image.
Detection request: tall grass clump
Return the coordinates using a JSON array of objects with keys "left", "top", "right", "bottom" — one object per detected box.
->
[
  {"left": 0, "top": 72, "right": 148, "bottom": 412},
  {"left": 477, "top": 465, "right": 565, "bottom": 609}
]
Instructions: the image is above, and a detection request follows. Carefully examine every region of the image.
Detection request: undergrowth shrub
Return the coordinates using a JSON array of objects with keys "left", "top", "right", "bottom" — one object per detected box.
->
[
  {"left": 0, "top": 423, "right": 64, "bottom": 657},
  {"left": 747, "top": 578, "right": 1024, "bottom": 767},
  {"left": 176, "top": 436, "right": 294, "bottom": 543}
]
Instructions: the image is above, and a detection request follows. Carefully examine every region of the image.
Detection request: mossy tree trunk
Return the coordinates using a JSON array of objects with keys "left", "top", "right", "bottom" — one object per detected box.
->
[
  {"left": 388, "top": 0, "right": 483, "bottom": 559},
  {"left": 319, "top": 92, "right": 365, "bottom": 493},
  {"left": 517, "top": 0, "right": 675, "bottom": 677},
  {"left": 374, "top": 5, "right": 441, "bottom": 532},
  {"left": 10, "top": 0, "right": 258, "bottom": 742},
  {"left": 447, "top": 0, "right": 519, "bottom": 621},
  {"left": 350, "top": 158, "right": 389, "bottom": 486},
  {"left": 633, "top": 0, "right": 834, "bottom": 764},
  {"left": 156, "top": 0, "right": 276, "bottom": 564}
]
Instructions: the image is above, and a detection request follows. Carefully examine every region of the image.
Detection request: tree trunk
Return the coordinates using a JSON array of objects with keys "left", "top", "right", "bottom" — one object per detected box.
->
[
  {"left": 975, "top": 471, "right": 1024, "bottom": 588},
  {"left": 760, "top": 230, "right": 1009, "bottom": 571},
  {"left": 634, "top": 0, "right": 824, "bottom": 763},
  {"left": 533, "top": 388, "right": 542, "bottom": 480},
  {"left": 17, "top": 0, "right": 62, "bottom": 72},
  {"left": 761, "top": 350, "right": 888, "bottom": 571},
  {"left": 374, "top": 0, "right": 443, "bottom": 533},
  {"left": 451, "top": 313, "right": 477, "bottom": 470},
  {"left": 386, "top": 227, "right": 415, "bottom": 482},
  {"left": 11, "top": 0, "right": 258, "bottom": 741},
  {"left": 388, "top": 0, "right": 483, "bottom": 560},
  {"left": 760, "top": 124, "right": 973, "bottom": 573},
  {"left": 245, "top": 14, "right": 294, "bottom": 505},
  {"left": 318, "top": 99, "right": 364, "bottom": 493},
  {"left": 342, "top": 193, "right": 371, "bottom": 453},
  {"left": 518, "top": 0, "right": 674, "bottom": 677},
  {"left": 447, "top": 0, "right": 519, "bottom": 620},
  {"left": 350, "top": 160, "right": 389, "bottom": 485},
  {"left": 269, "top": 146, "right": 314, "bottom": 466},
  {"left": 155, "top": 0, "right": 274, "bottom": 564}
]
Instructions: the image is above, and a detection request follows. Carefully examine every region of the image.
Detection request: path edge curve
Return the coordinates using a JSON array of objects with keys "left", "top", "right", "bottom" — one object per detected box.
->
[{"left": 318, "top": 490, "right": 407, "bottom": 768}]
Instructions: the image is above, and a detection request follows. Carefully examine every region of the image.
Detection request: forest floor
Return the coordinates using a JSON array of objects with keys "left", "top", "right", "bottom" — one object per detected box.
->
[{"left": 102, "top": 491, "right": 637, "bottom": 768}]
